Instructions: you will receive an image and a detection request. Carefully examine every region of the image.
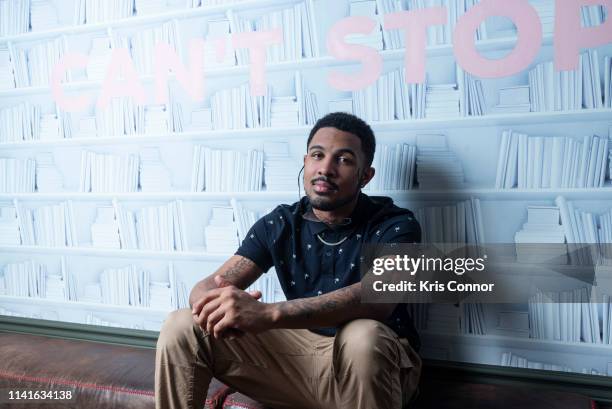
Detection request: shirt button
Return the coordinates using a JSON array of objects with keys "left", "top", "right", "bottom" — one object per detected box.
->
[{"left": 325, "top": 251, "right": 331, "bottom": 257}]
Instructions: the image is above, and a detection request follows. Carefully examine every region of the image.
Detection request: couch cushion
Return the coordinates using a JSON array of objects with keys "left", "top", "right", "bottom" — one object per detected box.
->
[{"left": 222, "top": 392, "right": 267, "bottom": 409}]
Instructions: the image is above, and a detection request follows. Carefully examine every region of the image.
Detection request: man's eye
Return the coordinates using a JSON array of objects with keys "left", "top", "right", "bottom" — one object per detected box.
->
[
  {"left": 338, "top": 156, "right": 352, "bottom": 164},
  {"left": 311, "top": 152, "right": 323, "bottom": 159}
]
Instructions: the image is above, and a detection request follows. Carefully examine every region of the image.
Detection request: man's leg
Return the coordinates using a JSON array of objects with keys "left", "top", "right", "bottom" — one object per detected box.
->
[
  {"left": 155, "top": 308, "right": 326, "bottom": 409},
  {"left": 319, "top": 319, "right": 421, "bottom": 409}
]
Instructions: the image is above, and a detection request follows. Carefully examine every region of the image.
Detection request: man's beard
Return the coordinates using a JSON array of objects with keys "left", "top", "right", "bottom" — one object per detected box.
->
[{"left": 307, "top": 184, "right": 361, "bottom": 211}]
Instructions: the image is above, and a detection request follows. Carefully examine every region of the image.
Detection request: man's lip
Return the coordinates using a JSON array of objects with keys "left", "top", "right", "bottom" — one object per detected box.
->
[{"left": 312, "top": 180, "right": 336, "bottom": 192}]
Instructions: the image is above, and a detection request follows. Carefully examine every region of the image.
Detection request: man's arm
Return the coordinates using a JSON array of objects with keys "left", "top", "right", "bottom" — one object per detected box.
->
[
  {"left": 269, "top": 282, "right": 395, "bottom": 329},
  {"left": 190, "top": 255, "right": 263, "bottom": 327}
]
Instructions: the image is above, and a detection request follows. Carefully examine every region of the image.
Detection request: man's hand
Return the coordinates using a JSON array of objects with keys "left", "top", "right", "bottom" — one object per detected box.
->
[{"left": 191, "top": 276, "right": 275, "bottom": 339}]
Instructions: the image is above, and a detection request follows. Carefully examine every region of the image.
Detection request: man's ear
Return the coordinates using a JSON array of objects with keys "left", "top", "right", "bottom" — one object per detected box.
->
[
  {"left": 361, "top": 167, "right": 375, "bottom": 187},
  {"left": 303, "top": 154, "right": 307, "bottom": 165}
]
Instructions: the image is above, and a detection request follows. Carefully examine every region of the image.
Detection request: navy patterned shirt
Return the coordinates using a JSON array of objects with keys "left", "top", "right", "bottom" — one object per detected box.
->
[{"left": 235, "top": 192, "right": 421, "bottom": 349}]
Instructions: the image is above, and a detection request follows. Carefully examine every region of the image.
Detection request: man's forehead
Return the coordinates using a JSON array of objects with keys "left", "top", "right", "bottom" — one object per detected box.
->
[{"left": 308, "top": 127, "right": 361, "bottom": 149}]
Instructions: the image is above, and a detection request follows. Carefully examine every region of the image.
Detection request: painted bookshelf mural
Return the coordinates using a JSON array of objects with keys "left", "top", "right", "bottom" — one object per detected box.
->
[{"left": 1, "top": 0, "right": 612, "bottom": 378}]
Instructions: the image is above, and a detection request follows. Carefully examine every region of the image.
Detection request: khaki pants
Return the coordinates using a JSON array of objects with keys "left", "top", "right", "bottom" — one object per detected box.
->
[{"left": 155, "top": 309, "right": 421, "bottom": 409}]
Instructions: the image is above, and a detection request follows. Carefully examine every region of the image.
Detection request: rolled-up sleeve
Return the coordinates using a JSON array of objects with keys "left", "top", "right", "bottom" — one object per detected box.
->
[{"left": 234, "top": 217, "right": 274, "bottom": 272}]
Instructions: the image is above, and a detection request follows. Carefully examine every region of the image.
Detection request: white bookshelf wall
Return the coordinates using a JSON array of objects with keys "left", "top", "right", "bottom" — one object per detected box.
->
[{"left": 1, "top": 0, "right": 612, "bottom": 377}]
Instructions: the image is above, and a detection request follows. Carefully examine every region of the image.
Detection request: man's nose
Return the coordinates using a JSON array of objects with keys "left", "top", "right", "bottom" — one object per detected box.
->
[{"left": 317, "top": 157, "right": 336, "bottom": 176}]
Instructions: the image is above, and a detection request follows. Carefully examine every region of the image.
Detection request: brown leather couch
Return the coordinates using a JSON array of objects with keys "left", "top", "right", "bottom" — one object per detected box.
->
[{"left": 0, "top": 331, "right": 597, "bottom": 409}]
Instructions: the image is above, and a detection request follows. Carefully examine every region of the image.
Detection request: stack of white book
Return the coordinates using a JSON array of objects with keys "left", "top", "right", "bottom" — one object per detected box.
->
[
  {"left": 144, "top": 105, "right": 169, "bottom": 134},
  {"left": 0, "top": 158, "right": 36, "bottom": 193},
  {"left": 366, "top": 143, "right": 416, "bottom": 191},
  {"left": 91, "top": 206, "right": 121, "bottom": 249},
  {"left": 345, "top": 1, "right": 383, "bottom": 51},
  {"left": 263, "top": 141, "right": 300, "bottom": 191},
  {"left": 205, "top": 206, "right": 240, "bottom": 253},
  {"left": 139, "top": 147, "right": 172, "bottom": 192},
  {"left": 210, "top": 83, "right": 271, "bottom": 129},
  {"left": 295, "top": 71, "right": 319, "bottom": 125},
  {"left": 10, "top": 48, "right": 29, "bottom": 88},
  {"left": 60, "top": 257, "right": 77, "bottom": 301},
  {"left": 35, "top": 152, "right": 64, "bottom": 192},
  {"left": 426, "top": 304, "right": 459, "bottom": 333},
  {"left": 425, "top": 84, "right": 461, "bottom": 118},
  {"left": 495, "top": 131, "right": 609, "bottom": 189},
  {"left": 87, "top": 37, "right": 113, "bottom": 81},
  {"left": 191, "top": 146, "right": 264, "bottom": 192},
  {"left": 492, "top": 85, "right": 531, "bottom": 114},
  {"left": 1, "top": 260, "right": 46, "bottom": 297},
  {"left": 74, "top": 0, "right": 134, "bottom": 24},
  {"left": 113, "top": 199, "right": 188, "bottom": 251},
  {"left": 39, "top": 114, "right": 62, "bottom": 140},
  {"left": 78, "top": 117, "right": 98, "bottom": 138},
  {"left": 408, "top": 0, "right": 450, "bottom": 45},
  {"left": 0, "top": 206, "right": 20, "bottom": 246},
  {"left": 582, "top": 50, "right": 603, "bottom": 109},
  {"left": 13, "top": 200, "right": 35, "bottom": 246},
  {"left": 416, "top": 134, "right": 465, "bottom": 189},
  {"left": 190, "top": 108, "right": 213, "bottom": 131},
  {"left": 27, "top": 201, "right": 78, "bottom": 247},
  {"left": 501, "top": 351, "right": 572, "bottom": 372},
  {"left": 95, "top": 97, "right": 145, "bottom": 136},
  {"left": 0, "top": 0, "right": 30, "bottom": 36},
  {"left": 26, "top": 38, "right": 67, "bottom": 87},
  {"left": 416, "top": 197, "right": 485, "bottom": 244},
  {"left": 0, "top": 45, "right": 15, "bottom": 90},
  {"left": 0, "top": 102, "right": 40, "bottom": 143},
  {"left": 149, "top": 281, "right": 173, "bottom": 310},
  {"left": 81, "top": 283, "right": 102, "bottom": 303},
  {"left": 352, "top": 68, "right": 414, "bottom": 121},
  {"left": 230, "top": 199, "right": 261, "bottom": 242},
  {"left": 205, "top": 19, "right": 236, "bottom": 68},
  {"left": 30, "top": 0, "right": 60, "bottom": 31},
  {"left": 528, "top": 288, "right": 600, "bottom": 343},
  {"left": 514, "top": 206, "right": 567, "bottom": 262},
  {"left": 459, "top": 302, "right": 486, "bottom": 335},
  {"left": 168, "top": 102, "right": 183, "bottom": 132},
  {"left": 135, "top": 0, "right": 167, "bottom": 15},
  {"left": 496, "top": 311, "right": 530, "bottom": 338},
  {"left": 168, "top": 262, "right": 189, "bottom": 309},
  {"left": 128, "top": 22, "right": 178, "bottom": 76},
  {"left": 45, "top": 275, "right": 66, "bottom": 301},
  {"left": 229, "top": 1, "right": 317, "bottom": 64},
  {"left": 529, "top": 51, "right": 601, "bottom": 112},
  {"left": 271, "top": 97, "right": 299, "bottom": 128},
  {"left": 79, "top": 151, "right": 140, "bottom": 193},
  {"left": 556, "top": 196, "right": 611, "bottom": 245},
  {"left": 100, "top": 265, "right": 150, "bottom": 307},
  {"left": 605, "top": 57, "right": 612, "bottom": 108},
  {"left": 457, "top": 66, "right": 486, "bottom": 116}
]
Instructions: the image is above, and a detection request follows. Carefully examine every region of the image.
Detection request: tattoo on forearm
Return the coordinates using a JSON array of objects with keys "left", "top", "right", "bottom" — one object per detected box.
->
[
  {"left": 278, "top": 284, "right": 361, "bottom": 322},
  {"left": 221, "top": 257, "right": 257, "bottom": 286}
]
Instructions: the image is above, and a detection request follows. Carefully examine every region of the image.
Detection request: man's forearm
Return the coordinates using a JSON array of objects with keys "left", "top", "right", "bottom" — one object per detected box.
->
[
  {"left": 189, "top": 256, "right": 261, "bottom": 308},
  {"left": 268, "top": 282, "right": 396, "bottom": 329}
]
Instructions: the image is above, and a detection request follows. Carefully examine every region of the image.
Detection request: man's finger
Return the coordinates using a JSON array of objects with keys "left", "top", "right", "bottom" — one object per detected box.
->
[
  {"left": 206, "top": 304, "right": 227, "bottom": 335},
  {"left": 213, "top": 315, "right": 235, "bottom": 339},
  {"left": 248, "top": 290, "right": 262, "bottom": 300},
  {"left": 191, "top": 287, "right": 225, "bottom": 315},
  {"left": 195, "top": 297, "right": 223, "bottom": 327}
]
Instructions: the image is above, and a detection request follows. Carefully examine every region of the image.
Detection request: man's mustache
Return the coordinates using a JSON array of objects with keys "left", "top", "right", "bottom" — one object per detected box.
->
[{"left": 310, "top": 177, "right": 338, "bottom": 190}]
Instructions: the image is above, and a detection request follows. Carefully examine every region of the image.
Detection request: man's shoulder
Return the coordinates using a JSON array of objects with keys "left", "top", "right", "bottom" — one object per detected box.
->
[{"left": 365, "top": 195, "right": 418, "bottom": 226}]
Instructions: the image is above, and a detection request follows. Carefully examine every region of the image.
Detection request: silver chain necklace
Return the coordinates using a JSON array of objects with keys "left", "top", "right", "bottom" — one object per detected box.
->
[{"left": 316, "top": 234, "right": 348, "bottom": 246}]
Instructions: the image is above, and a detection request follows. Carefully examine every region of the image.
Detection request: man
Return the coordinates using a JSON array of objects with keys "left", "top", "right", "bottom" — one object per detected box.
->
[{"left": 156, "top": 112, "right": 422, "bottom": 409}]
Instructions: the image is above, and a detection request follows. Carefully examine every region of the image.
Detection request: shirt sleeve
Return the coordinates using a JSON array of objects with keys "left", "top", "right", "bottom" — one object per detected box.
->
[{"left": 234, "top": 216, "right": 274, "bottom": 272}]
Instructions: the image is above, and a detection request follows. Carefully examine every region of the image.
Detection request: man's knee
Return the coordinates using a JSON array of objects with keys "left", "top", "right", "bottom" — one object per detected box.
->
[
  {"left": 157, "top": 308, "right": 199, "bottom": 354},
  {"left": 334, "top": 319, "right": 398, "bottom": 378}
]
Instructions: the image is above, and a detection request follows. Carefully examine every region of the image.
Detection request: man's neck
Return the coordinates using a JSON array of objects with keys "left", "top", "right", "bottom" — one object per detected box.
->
[{"left": 312, "top": 196, "right": 360, "bottom": 226}]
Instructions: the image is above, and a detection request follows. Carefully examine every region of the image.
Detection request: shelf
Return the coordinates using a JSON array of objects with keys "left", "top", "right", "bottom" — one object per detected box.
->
[
  {"left": 3, "top": 186, "right": 612, "bottom": 202},
  {"left": 0, "top": 245, "right": 231, "bottom": 261},
  {"left": 0, "top": 34, "right": 558, "bottom": 99},
  {"left": 420, "top": 330, "right": 612, "bottom": 357},
  {"left": 1, "top": 108, "right": 611, "bottom": 149},
  {"left": 0, "top": 0, "right": 302, "bottom": 44},
  {"left": 0, "top": 294, "right": 171, "bottom": 316}
]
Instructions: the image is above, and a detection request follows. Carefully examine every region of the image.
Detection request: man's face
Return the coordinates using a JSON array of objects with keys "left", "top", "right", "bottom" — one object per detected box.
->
[{"left": 303, "top": 127, "right": 368, "bottom": 211}]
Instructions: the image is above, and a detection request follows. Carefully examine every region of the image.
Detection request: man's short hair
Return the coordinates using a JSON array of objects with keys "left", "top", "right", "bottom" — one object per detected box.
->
[{"left": 307, "top": 112, "right": 376, "bottom": 167}]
